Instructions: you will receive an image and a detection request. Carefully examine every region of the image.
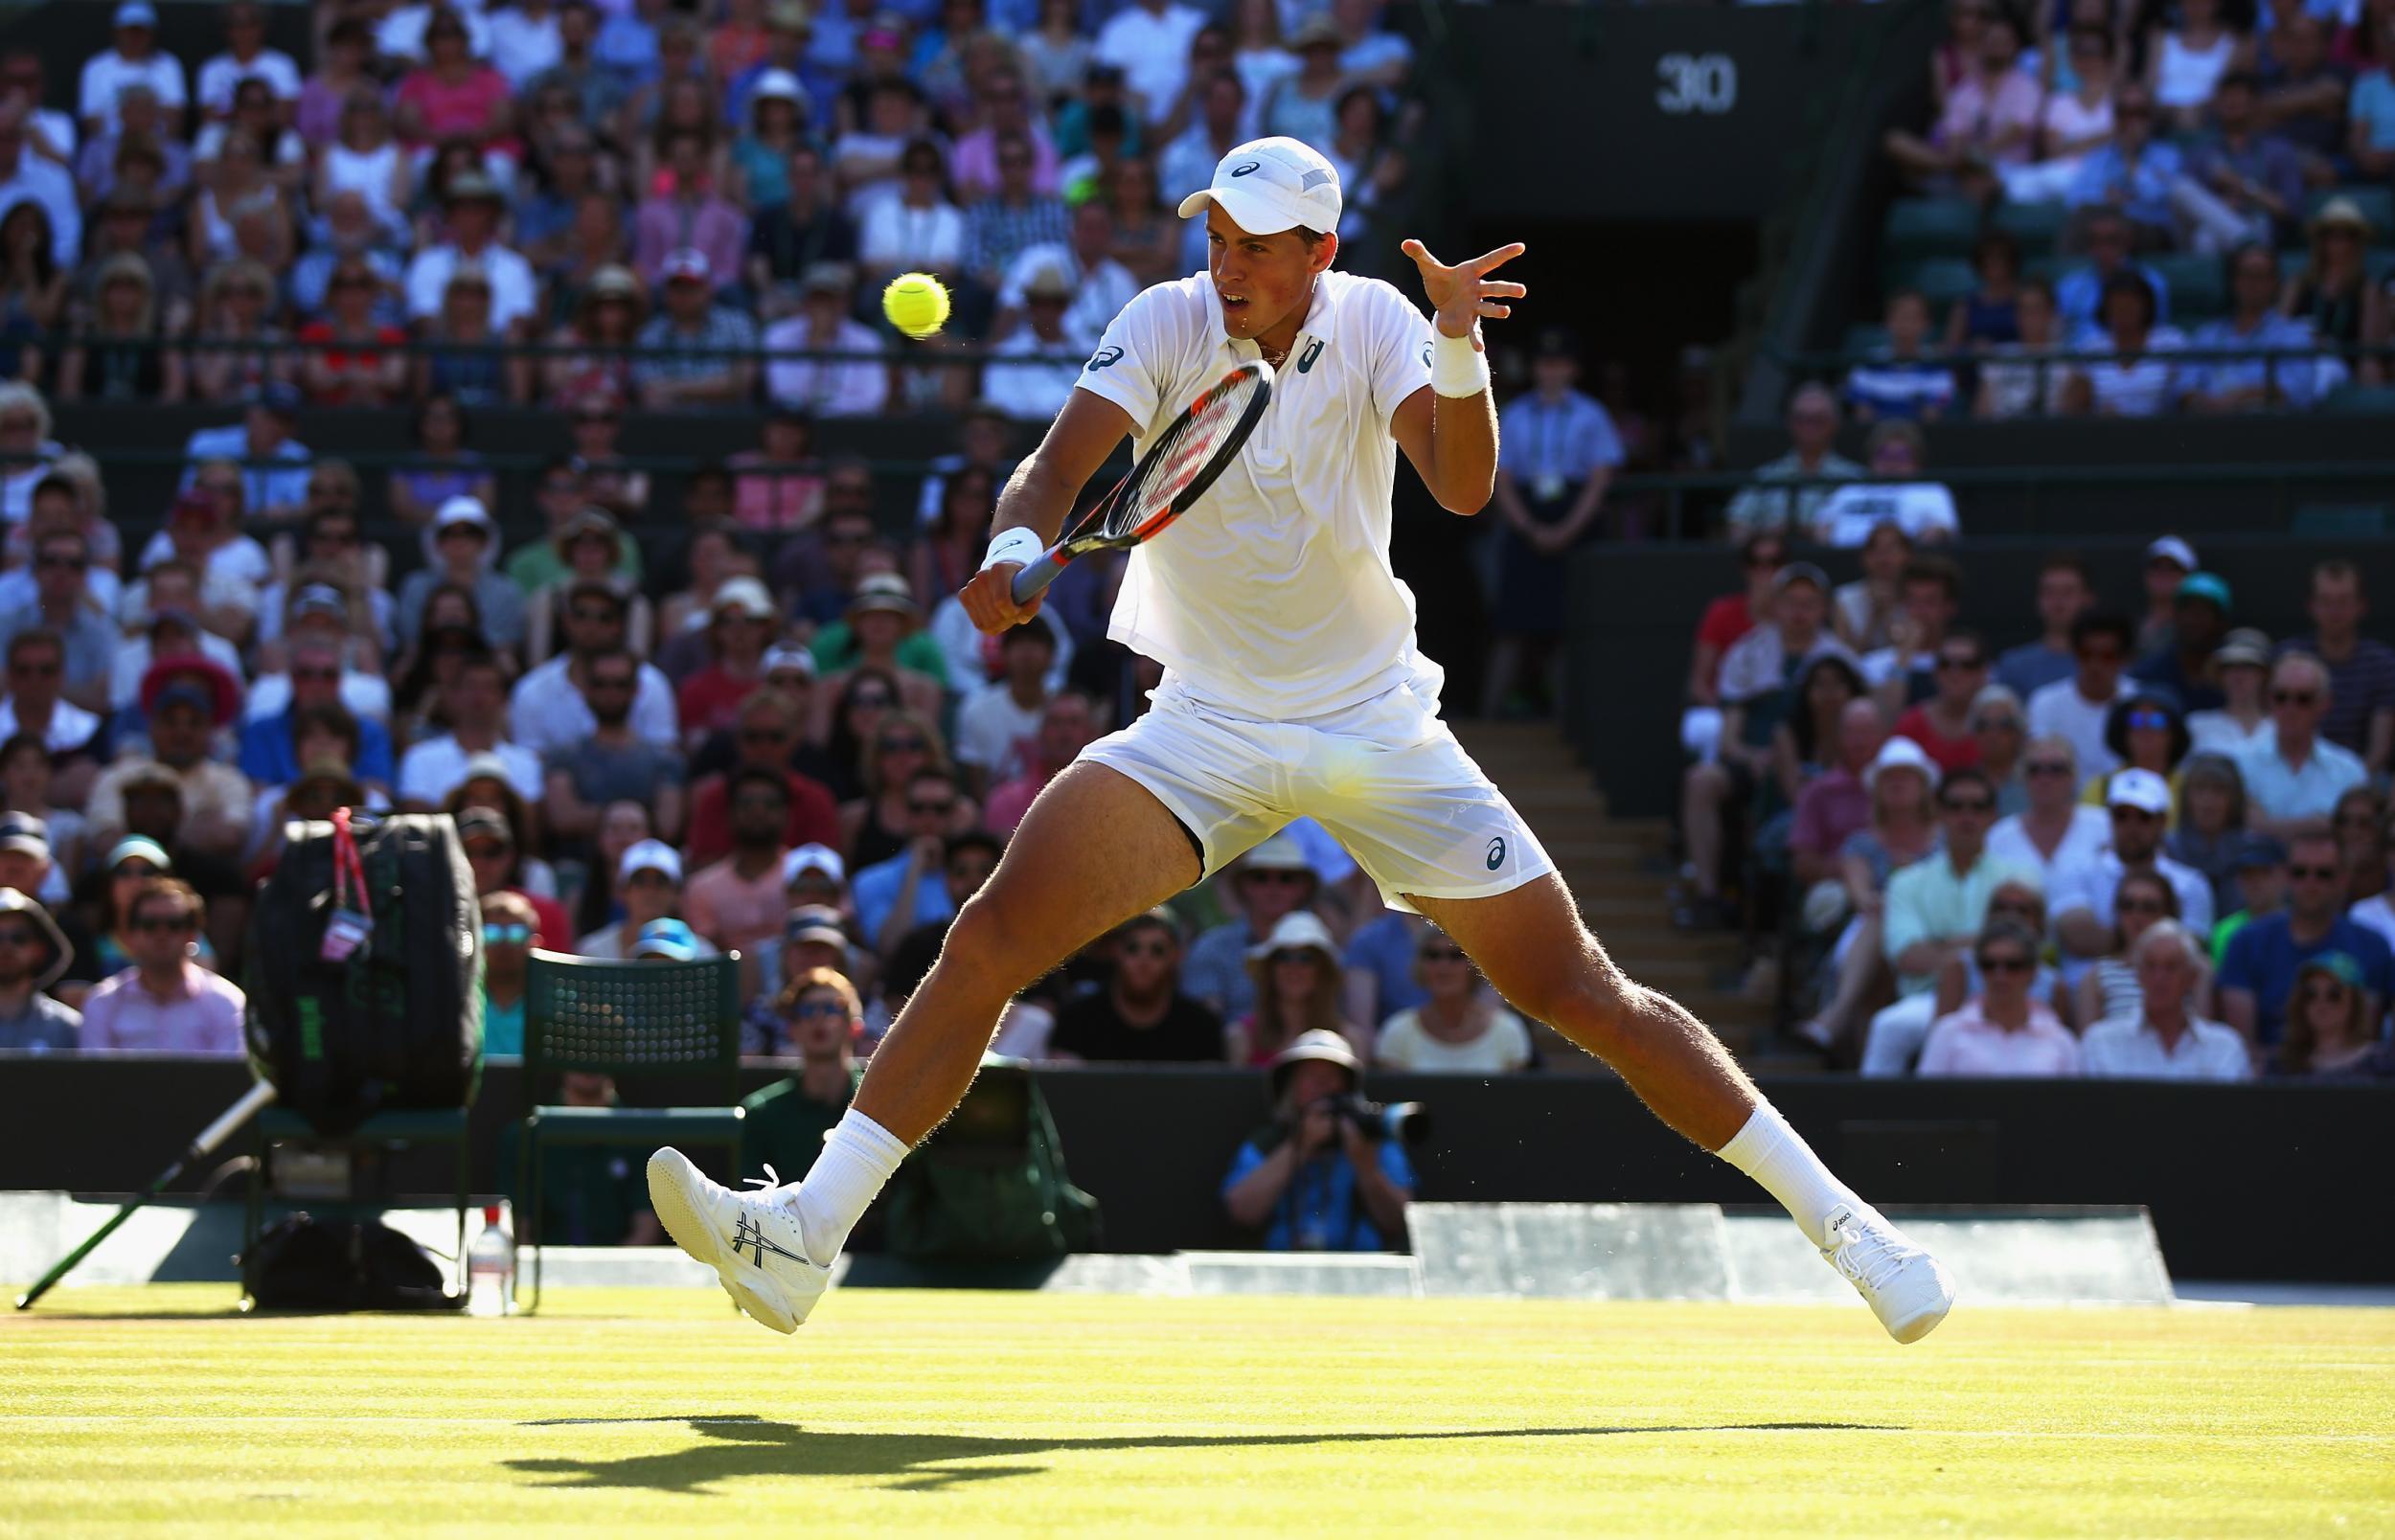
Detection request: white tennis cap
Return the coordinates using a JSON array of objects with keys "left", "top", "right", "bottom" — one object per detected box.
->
[{"left": 1175, "top": 136, "right": 1342, "bottom": 238}]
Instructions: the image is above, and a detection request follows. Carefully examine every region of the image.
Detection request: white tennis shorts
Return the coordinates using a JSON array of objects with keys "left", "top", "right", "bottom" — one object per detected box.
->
[{"left": 1081, "top": 674, "right": 1557, "bottom": 913}]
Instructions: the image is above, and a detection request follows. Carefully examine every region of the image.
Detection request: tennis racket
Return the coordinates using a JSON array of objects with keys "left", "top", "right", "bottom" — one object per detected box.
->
[{"left": 1008, "top": 359, "right": 1275, "bottom": 603}]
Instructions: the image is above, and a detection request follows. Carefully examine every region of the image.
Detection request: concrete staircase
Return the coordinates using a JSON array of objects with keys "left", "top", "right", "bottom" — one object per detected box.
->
[{"left": 1448, "top": 719, "right": 1789, "bottom": 1070}]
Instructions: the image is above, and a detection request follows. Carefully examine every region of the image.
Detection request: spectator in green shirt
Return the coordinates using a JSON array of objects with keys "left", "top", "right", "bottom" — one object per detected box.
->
[{"left": 742, "top": 966, "right": 866, "bottom": 1190}]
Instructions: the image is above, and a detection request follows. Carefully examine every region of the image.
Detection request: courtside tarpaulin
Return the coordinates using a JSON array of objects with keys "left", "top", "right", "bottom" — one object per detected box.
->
[{"left": 245, "top": 811, "right": 483, "bottom": 1135}]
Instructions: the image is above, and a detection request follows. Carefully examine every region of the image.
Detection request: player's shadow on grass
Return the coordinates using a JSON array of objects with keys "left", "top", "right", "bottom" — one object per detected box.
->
[{"left": 506, "top": 1414, "right": 1900, "bottom": 1494}]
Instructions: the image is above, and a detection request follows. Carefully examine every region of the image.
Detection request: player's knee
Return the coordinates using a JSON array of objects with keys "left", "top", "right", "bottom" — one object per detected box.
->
[
  {"left": 1520, "top": 957, "right": 1641, "bottom": 1049},
  {"left": 938, "top": 890, "right": 1046, "bottom": 995}
]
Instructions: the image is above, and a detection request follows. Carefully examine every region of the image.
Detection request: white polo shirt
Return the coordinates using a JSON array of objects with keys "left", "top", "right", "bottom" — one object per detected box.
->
[{"left": 1074, "top": 268, "right": 1437, "bottom": 721}]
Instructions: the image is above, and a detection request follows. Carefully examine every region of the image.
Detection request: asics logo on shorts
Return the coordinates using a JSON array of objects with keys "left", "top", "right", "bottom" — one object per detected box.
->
[
  {"left": 1087, "top": 346, "right": 1126, "bottom": 371},
  {"left": 1486, "top": 837, "right": 1506, "bottom": 870}
]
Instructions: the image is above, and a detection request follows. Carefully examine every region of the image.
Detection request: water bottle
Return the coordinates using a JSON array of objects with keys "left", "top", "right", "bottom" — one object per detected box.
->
[{"left": 466, "top": 1205, "right": 514, "bottom": 1317}]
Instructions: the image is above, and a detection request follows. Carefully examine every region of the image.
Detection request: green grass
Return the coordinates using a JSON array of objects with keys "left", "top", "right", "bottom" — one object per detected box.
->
[{"left": 5, "top": 1286, "right": 2392, "bottom": 1537}]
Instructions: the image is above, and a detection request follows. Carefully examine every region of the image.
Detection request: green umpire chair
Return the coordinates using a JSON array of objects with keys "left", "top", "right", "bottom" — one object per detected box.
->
[
  {"left": 241, "top": 1101, "right": 477, "bottom": 1307},
  {"left": 517, "top": 948, "right": 744, "bottom": 1311}
]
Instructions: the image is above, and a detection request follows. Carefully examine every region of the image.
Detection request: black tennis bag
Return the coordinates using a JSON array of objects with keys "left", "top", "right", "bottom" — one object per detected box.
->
[
  {"left": 240, "top": 1212, "right": 455, "bottom": 1311},
  {"left": 244, "top": 812, "right": 483, "bottom": 1136}
]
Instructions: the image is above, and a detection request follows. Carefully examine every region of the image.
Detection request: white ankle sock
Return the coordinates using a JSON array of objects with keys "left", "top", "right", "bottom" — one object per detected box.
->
[
  {"left": 1716, "top": 1103, "right": 1861, "bottom": 1249},
  {"left": 784, "top": 1108, "right": 911, "bottom": 1262}
]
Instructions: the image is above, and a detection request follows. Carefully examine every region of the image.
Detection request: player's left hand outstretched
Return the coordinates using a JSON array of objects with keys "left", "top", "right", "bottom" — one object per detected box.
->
[{"left": 1401, "top": 238, "right": 1528, "bottom": 349}]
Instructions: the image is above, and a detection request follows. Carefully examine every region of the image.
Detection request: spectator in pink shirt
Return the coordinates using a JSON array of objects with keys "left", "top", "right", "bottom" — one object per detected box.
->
[
  {"left": 77, "top": 877, "right": 244, "bottom": 1054},
  {"left": 1916, "top": 918, "right": 2081, "bottom": 1076},
  {"left": 392, "top": 10, "right": 521, "bottom": 166},
  {"left": 1791, "top": 698, "right": 1889, "bottom": 892},
  {"left": 634, "top": 129, "right": 752, "bottom": 292},
  {"left": 1884, "top": 12, "right": 2040, "bottom": 193},
  {"left": 985, "top": 691, "right": 1099, "bottom": 836}
]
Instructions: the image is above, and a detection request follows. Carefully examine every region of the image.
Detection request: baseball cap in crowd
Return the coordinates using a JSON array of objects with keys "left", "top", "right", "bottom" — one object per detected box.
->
[
  {"left": 632, "top": 917, "right": 700, "bottom": 962},
  {"left": 2295, "top": 949, "right": 2367, "bottom": 991},
  {"left": 0, "top": 812, "right": 48, "bottom": 859},
  {"left": 2214, "top": 627, "right": 2271, "bottom": 669},
  {"left": 2177, "top": 573, "right": 2231, "bottom": 612},
  {"left": 1866, "top": 735, "right": 1941, "bottom": 793},
  {"left": 460, "top": 751, "right": 517, "bottom": 790},
  {"left": 1772, "top": 560, "right": 1831, "bottom": 597},
  {"left": 1175, "top": 136, "right": 1342, "bottom": 238},
  {"left": 662, "top": 248, "right": 713, "bottom": 285},
  {"left": 1238, "top": 832, "right": 1312, "bottom": 878},
  {"left": 107, "top": 835, "right": 171, "bottom": 873},
  {"left": 783, "top": 843, "right": 845, "bottom": 888},
  {"left": 2106, "top": 768, "right": 2173, "bottom": 815},
  {"left": 713, "top": 576, "right": 776, "bottom": 620},
  {"left": 113, "top": 1, "right": 157, "bottom": 28},
  {"left": 799, "top": 260, "right": 855, "bottom": 295},
  {"left": 847, "top": 572, "right": 920, "bottom": 621},
  {"left": 455, "top": 806, "right": 513, "bottom": 846},
  {"left": 784, "top": 903, "right": 849, "bottom": 948},
  {"left": 289, "top": 582, "right": 347, "bottom": 624},
  {"left": 1021, "top": 261, "right": 1076, "bottom": 302},
  {"left": 2145, "top": 535, "right": 2197, "bottom": 572},
  {"left": 619, "top": 838, "right": 683, "bottom": 884},
  {"left": 2233, "top": 832, "right": 2289, "bottom": 871},
  {"left": 1286, "top": 12, "right": 1342, "bottom": 50},
  {"left": 762, "top": 645, "right": 817, "bottom": 681},
  {"left": 434, "top": 495, "right": 494, "bottom": 534}
]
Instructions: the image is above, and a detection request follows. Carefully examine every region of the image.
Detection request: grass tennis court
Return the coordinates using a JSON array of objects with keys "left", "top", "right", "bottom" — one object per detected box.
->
[{"left": 6, "top": 1286, "right": 2391, "bottom": 1537}]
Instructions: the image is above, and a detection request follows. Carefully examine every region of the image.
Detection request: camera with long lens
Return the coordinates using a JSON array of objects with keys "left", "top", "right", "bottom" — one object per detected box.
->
[{"left": 1323, "top": 1094, "right": 1431, "bottom": 1145}]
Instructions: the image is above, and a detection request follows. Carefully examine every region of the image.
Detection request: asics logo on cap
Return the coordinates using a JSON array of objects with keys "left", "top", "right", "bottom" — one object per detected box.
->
[{"left": 1229, "top": 161, "right": 1260, "bottom": 176}]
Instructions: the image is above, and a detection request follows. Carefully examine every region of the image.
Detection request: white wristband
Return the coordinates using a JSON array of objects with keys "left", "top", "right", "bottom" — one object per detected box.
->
[
  {"left": 1430, "top": 328, "right": 1491, "bottom": 398},
  {"left": 980, "top": 527, "right": 1044, "bottom": 573}
]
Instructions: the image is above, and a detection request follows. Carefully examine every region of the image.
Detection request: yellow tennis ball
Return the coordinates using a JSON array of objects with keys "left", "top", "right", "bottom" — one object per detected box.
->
[{"left": 882, "top": 272, "right": 952, "bottom": 338}]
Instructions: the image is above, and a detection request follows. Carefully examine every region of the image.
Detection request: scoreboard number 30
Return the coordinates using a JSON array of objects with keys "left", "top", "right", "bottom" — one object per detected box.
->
[{"left": 1654, "top": 53, "right": 1738, "bottom": 116}]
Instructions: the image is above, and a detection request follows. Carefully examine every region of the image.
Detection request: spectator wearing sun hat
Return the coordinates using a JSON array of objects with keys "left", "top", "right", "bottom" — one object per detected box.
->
[
  {"left": 1183, "top": 833, "right": 1322, "bottom": 1023},
  {"left": 2187, "top": 627, "right": 2276, "bottom": 757},
  {"left": 1221, "top": 1027, "right": 1414, "bottom": 1252},
  {"left": 404, "top": 170, "right": 538, "bottom": 333},
  {"left": 808, "top": 572, "right": 948, "bottom": 732}
]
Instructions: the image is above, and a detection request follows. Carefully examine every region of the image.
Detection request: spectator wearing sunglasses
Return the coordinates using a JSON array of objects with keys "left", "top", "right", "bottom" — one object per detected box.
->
[
  {"left": 680, "top": 691, "right": 837, "bottom": 869},
  {"left": 2082, "top": 921, "right": 2250, "bottom": 1081},
  {"left": 2269, "top": 951, "right": 2395, "bottom": 1080},
  {"left": 2050, "top": 769, "right": 2214, "bottom": 988},
  {"left": 477, "top": 889, "right": 540, "bottom": 1057},
  {"left": 77, "top": 878, "right": 243, "bottom": 1054},
  {"left": 2217, "top": 830, "right": 2395, "bottom": 1051},
  {"left": 1373, "top": 926, "right": 1533, "bottom": 1074},
  {"left": 2237, "top": 653, "right": 2365, "bottom": 838},
  {"left": 1184, "top": 833, "right": 1321, "bottom": 1024},
  {"left": 1916, "top": 919, "right": 2080, "bottom": 1077},
  {"left": 0, "top": 532, "right": 114, "bottom": 708},
  {"left": 0, "top": 886, "right": 79, "bottom": 1053},
  {"left": 743, "top": 967, "right": 868, "bottom": 1181},
  {"left": 2079, "top": 687, "right": 2188, "bottom": 812},
  {"left": 1049, "top": 907, "right": 1222, "bottom": 1062}
]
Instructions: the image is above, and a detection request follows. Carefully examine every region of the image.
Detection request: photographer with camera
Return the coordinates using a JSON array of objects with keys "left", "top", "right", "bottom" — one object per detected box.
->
[{"left": 1220, "top": 1030, "right": 1415, "bottom": 1253}]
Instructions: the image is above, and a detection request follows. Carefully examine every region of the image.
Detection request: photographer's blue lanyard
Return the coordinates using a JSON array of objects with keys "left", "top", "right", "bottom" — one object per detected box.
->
[{"left": 1280, "top": 1153, "right": 1353, "bottom": 1252}]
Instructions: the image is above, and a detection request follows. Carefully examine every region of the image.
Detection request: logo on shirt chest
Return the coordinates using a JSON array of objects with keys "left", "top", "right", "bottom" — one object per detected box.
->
[{"left": 1295, "top": 339, "right": 1324, "bottom": 374}]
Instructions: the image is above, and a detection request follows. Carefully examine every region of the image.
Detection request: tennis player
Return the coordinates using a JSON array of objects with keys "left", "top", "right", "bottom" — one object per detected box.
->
[{"left": 650, "top": 137, "right": 1954, "bottom": 1343}]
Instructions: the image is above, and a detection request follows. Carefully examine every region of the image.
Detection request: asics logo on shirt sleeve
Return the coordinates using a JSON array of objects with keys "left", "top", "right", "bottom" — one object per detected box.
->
[
  {"left": 1087, "top": 346, "right": 1126, "bottom": 371},
  {"left": 1422, "top": 340, "right": 1434, "bottom": 368},
  {"left": 1486, "top": 837, "right": 1507, "bottom": 871}
]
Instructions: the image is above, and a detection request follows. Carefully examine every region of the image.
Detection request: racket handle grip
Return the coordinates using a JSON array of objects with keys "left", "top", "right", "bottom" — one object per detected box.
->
[{"left": 1007, "top": 548, "right": 1065, "bottom": 604}]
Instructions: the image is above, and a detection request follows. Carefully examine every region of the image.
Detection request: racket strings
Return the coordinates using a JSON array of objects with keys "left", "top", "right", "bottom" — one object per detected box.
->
[{"left": 1106, "top": 377, "right": 1264, "bottom": 538}]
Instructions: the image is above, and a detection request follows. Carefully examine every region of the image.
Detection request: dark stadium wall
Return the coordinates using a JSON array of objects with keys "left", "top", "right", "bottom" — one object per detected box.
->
[
  {"left": 1565, "top": 537, "right": 2395, "bottom": 820},
  {"left": 4, "top": 1059, "right": 2388, "bottom": 1282}
]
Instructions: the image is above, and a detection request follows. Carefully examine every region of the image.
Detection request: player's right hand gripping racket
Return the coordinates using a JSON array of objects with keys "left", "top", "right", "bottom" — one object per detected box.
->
[{"left": 1008, "top": 359, "right": 1274, "bottom": 603}]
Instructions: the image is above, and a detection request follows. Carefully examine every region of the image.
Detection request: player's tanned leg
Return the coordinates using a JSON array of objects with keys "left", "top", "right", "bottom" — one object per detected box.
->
[
  {"left": 1411, "top": 875, "right": 1759, "bottom": 1149},
  {"left": 853, "top": 760, "right": 1201, "bottom": 1143}
]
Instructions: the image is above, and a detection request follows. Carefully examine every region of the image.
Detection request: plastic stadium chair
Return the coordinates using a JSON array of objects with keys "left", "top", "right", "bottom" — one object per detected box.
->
[
  {"left": 1883, "top": 258, "right": 1980, "bottom": 321},
  {"left": 517, "top": 949, "right": 744, "bottom": 1311},
  {"left": 1883, "top": 198, "right": 1982, "bottom": 263},
  {"left": 241, "top": 1103, "right": 475, "bottom": 1308},
  {"left": 2152, "top": 252, "right": 2227, "bottom": 321},
  {"left": 2302, "top": 187, "right": 2395, "bottom": 244},
  {"left": 2291, "top": 503, "right": 2389, "bottom": 534},
  {"left": 1990, "top": 200, "right": 2070, "bottom": 256}
]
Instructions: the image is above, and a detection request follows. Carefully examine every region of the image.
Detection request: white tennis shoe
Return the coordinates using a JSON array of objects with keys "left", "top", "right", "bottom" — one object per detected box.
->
[
  {"left": 646, "top": 1146, "right": 829, "bottom": 1334},
  {"left": 1820, "top": 1203, "right": 1953, "bottom": 1344}
]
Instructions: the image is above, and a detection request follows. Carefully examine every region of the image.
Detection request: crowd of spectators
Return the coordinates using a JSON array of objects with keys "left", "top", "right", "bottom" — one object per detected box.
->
[
  {"left": 1676, "top": 529, "right": 2395, "bottom": 1081},
  {"left": 0, "top": 0, "right": 1425, "bottom": 419},
  {"left": 1867, "top": 0, "right": 2395, "bottom": 417}
]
